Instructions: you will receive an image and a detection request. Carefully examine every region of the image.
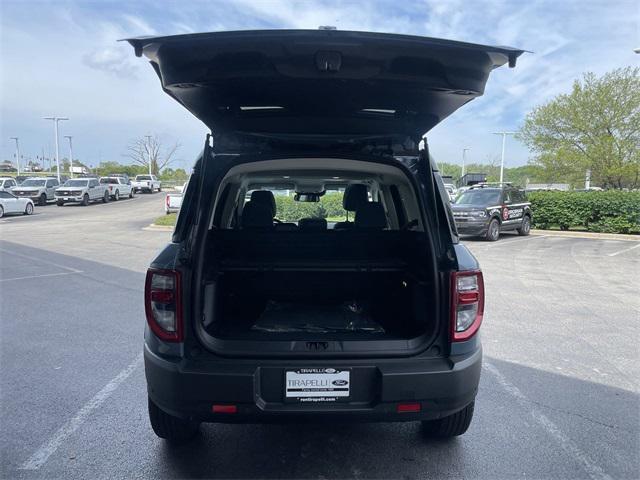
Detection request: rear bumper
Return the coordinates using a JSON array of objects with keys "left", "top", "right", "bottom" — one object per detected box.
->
[{"left": 144, "top": 343, "right": 482, "bottom": 423}]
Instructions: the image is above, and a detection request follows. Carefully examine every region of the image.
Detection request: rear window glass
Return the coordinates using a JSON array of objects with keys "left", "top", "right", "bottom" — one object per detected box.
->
[
  {"left": 136, "top": 175, "right": 152, "bottom": 181},
  {"left": 245, "top": 188, "right": 350, "bottom": 224},
  {"left": 100, "top": 178, "right": 119, "bottom": 184}
]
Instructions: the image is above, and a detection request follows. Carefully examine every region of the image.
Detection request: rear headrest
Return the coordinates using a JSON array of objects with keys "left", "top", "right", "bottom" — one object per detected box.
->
[
  {"left": 355, "top": 203, "right": 387, "bottom": 230},
  {"left": 343, "top": 184, "right": 368, "bottom": 211},
  {"left": 241, "top": 202, "right": 274, "bottom": 229},
  {"left": 250, "top": 190, "right": 276, "bottom": 217},
  {"left": 298, "top": 217, "right": 328, "bottom": 231}
]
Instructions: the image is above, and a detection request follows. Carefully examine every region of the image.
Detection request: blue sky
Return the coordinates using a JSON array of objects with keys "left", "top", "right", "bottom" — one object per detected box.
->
[{"left": 1, "top": 0, "right": 638, "bottom": 171}]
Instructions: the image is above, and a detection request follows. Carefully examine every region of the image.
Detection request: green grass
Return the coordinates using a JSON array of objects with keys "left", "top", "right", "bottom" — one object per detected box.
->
[{"left": 153, "top": 213, "right": 177, "bottom": 226}]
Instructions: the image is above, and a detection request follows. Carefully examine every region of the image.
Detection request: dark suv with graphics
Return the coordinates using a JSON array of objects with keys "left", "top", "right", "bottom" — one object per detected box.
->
[
  {"left": 127, "top": 29, "right": 523, "bottom": 443},
  {"left": 452, "top": 184, "right": 532, "bottom": 241}
]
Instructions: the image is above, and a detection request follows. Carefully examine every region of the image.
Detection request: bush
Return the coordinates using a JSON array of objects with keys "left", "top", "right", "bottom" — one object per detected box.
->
[{"left": 527, "top": 191, "right": 640, "bottom": 234}]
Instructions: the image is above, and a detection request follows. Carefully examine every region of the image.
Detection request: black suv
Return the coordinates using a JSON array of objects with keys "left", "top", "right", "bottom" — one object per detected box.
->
[
  {"left": 128, "top": 30, "right": 523, "bottom": 443},
  {"left": 452, "top": 184, "right": 532, "bottom": 241}
]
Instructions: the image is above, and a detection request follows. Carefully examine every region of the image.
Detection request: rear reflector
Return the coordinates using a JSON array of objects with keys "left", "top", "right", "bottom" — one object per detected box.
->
[
  {"left": 212, "top": 404, "right": 238, "bottom": 414},
  {"left": 396, "top": 403, "right": 421, "bottom": 413}
]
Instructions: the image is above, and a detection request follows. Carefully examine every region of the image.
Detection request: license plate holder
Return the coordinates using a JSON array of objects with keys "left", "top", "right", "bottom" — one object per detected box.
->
[{"left": 285, "top": 368, "right": 350, "bottom": 403}]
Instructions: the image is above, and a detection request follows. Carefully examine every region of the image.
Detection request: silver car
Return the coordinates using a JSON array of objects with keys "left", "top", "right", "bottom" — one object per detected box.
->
[
  {"left": 0, "top": 190, "right": 34, "bottom": 218},
  {"left": 12, "top": 177, "right": 59, "bottom": 205}
]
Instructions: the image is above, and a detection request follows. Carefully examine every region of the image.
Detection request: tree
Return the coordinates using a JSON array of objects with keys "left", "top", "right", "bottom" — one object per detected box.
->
[
  {"left": 124, "top": 135, "right": 180, "bottom": 175},
  {"left": 517, "top": 67, "right": 640, "bottom": 189}
]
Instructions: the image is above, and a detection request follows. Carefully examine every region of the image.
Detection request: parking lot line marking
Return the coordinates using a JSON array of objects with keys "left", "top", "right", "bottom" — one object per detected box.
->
[
  {"left": 476, "top": 234, "right": 548, "bottom": 248},
  {"left": 19, "top": 354, "right": 143, "bottom": 471},
  {"left": 0, "top": 247, "right": 82, "bottom": 273},
  {"left": 607, "top": 243, "right": 640, "bottom": 257},
  {"left": 484, "top": 362, "right": 612, "bottom": 480},
  {"left": 0, "top": 271, "right": 82, "bottom": 282}
]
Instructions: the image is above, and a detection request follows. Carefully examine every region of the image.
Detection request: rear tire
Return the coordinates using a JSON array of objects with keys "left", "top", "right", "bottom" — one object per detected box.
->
[
  {"left": 24, "top": 203, "right": 34, "bottom": 215},
  {"left": 485, "top": 218, "right": 500, "bottom": 242},
  {"left": 517, "top": 215, "right": 531, "bottom": 236},
  {"left": 102, "top": 191, "right": 109, "bottom": 203},
  {"left": 81, "top": 194, "right": 89, "bottom": 206},
  {"left": 114, "top": 190, "right": 120, "bottom": 201},
  {"left": 148, "top": 397, "right": 199, "bottom": 444},
  {"left": 422, "top": 401, "right": 475, "bottom": 439},
  {"left": 129, "top": 190, "right": 134, "bottom": 198},
  {"left": 0, "top": 205, "right": 4, "bottom": 218},
  {"left": 39, "top": 193, "right": 47, "bottom": 206}
]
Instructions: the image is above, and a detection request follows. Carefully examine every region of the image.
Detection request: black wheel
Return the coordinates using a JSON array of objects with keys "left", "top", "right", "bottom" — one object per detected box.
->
[
  {"left": 129, "top": 190, "right": 134, "bottom": 198},
  {"left": 158, "top": 186, "right": 162, "bottom": 192},
  {"left": 485, "top": 218, "right": 500, "bottom": 242},
  {"left": 517, "top": 215, "right": 531, "bottom": 236},
  {"left": 422, "top": 401, "right": 475, "bottom": 439},
  {"left": 0, "top": 205, "right": 4, "bottom": 218},
  {"left": 102, "top": 191, "right": 109, "bottom": 203},
  {"left": 148, "top": 397, "right": 199, "bottom": 444},
  {"left": 56, "top": 200, "right": 64, "bottom": 206},
  {"left": 39, "top": 193, "right": 47, "bottom": 206},
  {"left": 24, "top": 203, "right": 34, "bottom": 215},
  {"left": 114, "top": 190, "right": 120, "bottom": 201},
  {"left": 81, "top": 194, "right": 89, "bottom": 206}
]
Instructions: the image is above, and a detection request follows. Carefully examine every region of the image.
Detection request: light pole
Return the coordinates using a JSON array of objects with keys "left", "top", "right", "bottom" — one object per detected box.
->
[
  {"left": 44, "top": 116, "right": 68, "bottom": 182},
  {"left": 493, "top": 131, "right": 516, "bottom": 184},
  {"left": 144, "top": 135, "right": 153, "bottom": 175},
  {"left": 64, "top": 135, "right": 74, "bottom": 178},
  {"left": 461, "top": 147, "right": 470, "bottom": 178},
  {"left": 10, "top": 137, "right": 20, "bottom": 175}
]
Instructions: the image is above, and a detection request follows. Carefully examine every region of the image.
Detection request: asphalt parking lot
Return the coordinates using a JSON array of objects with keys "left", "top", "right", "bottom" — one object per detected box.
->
[{"left": 1, "top": 195, "right": 639, "bottom": 479}]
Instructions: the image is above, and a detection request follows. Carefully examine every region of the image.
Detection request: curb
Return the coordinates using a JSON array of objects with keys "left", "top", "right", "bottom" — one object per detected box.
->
[
  {"left": 143, "top": 224, "right": 174, "bottom": 232},
  {"left": 531, "top": 229, "right": 640, "bottom": 242}
]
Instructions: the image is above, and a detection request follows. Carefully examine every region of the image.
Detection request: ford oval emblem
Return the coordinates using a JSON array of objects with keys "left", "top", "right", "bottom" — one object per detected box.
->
[{"left": 332, "top": 379, "right": 348, "bottom": 386}]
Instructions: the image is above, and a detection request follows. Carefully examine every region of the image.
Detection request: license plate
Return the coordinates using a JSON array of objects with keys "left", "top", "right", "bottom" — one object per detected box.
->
[
  {"left": 63, "top": 197, "right": 71, "bottom": 201},
  {"left": 285, "top": 368, "right": 350, "bottom": 403}
]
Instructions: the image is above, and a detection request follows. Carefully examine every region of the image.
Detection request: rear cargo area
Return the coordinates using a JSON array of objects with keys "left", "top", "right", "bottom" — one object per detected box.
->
[{"left": 201, "top": 230, "right": 438, "bottom": 344}]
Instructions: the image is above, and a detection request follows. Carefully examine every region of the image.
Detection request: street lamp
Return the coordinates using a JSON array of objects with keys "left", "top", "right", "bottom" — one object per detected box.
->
[
  {"left": 64, "top": 135, "right": 74, "bottom": 178},
  {"left": 144, "top": 135, "right": 153, "bottom": 176},
  {"left": 461, "top": 147, "right": 471, "bottom": 178},
  {"left": 492, "top": 131, "right": 516, "bottom": 184},
  {"left": 43, "top": 116, "right": 68, "bottom": 182},
  {"left": 10, "top": 137, "right": 20, "bottom": 175}
]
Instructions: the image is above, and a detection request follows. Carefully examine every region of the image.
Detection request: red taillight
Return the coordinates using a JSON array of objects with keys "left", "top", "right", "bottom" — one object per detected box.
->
[
  {"left": 165, "top": 195, "right": 170, "bottom": 208},
  {"left": 144, "top": 269, "right": 183, "bottom": 342},
  {"left": 451, "top": 271, "right": 484, "bottom": 342},
  {"left": 397, "top": 403, "right": 421, "bottom": 413},
  {"left": 212, "top": 404, "right": 237, "bottom": 414},
  {"left": 109, "top": 185, "right": 113, "bottom": 191}
]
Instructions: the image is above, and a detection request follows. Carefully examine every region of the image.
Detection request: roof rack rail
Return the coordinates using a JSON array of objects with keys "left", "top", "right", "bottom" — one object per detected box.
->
[{"left": 469, "top": 182, "right": 513, "bottom": 189}]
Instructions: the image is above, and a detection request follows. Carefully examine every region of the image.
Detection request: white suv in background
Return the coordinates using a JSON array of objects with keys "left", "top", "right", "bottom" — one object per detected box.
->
[
  {"left": 100, "top": 176, "right": 134, "bottom": 200},
  {"left": 0, "top": 178, "right": 18, "bottom": 192}
]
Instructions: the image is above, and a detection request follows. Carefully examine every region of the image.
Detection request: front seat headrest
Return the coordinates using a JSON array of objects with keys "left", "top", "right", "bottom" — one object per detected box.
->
[
  {"left": 343, "top": 184, "right": 368, "bottom": 211},
  {"left": 355, "top": 203, "right": 387, "bottom": 230},
  {"left": 250, "top": 190, "right": 276, "bottom": 218},
  {"left": 241, "top": 202, "right": 274, "bottom": 229},
  {"left": 298, "top": 217, "right": 328, "bottom": 231}
]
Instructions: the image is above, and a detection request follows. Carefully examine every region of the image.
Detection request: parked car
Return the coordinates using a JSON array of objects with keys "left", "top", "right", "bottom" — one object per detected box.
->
[
  {"left": 54, "top": 178, "right": 110, "bottom": 206},
  {"left": 127, "top": 29, "right": 523, "bottom": 443},
  {"left": 444, "top": 184, "right": 458, "bottom": 202},
  {"left": 0, "top": 190, "right": 34, "bottom": 218},
  {"left": 15, "top": 176, "right": 29, "bottom": 185},
  {"left": 0, "top": 177, "right": 18, "bottom": 192},
  {"left": 100, "top": 176, "right": 134, "bottom": 200},
  {"left": 164, "top": 192, "right": 183, "bottom": 214},
  {"left": 12, "top": 177, "right": 59, "bottom": 205},
  {"left": 451, "top": 183, "right": 532, "bottom": 241},
  {"left": 132, "top": 175, "right": 161, "bottom": 193}
]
